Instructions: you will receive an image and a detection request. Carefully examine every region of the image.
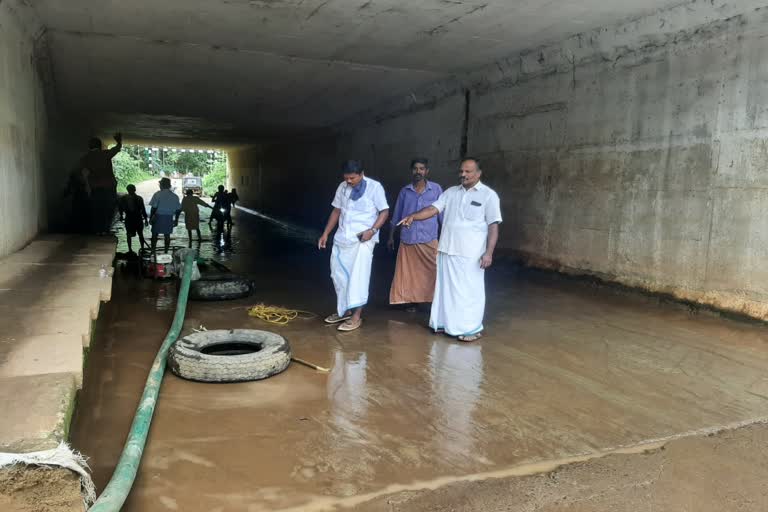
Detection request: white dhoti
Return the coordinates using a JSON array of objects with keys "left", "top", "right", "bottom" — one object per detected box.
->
[
  {"left": 429, "top": 252, "right": 485, "bottom": 336},
  {"left": 330, "top": 240, "right": 375, "bottom": 316}
]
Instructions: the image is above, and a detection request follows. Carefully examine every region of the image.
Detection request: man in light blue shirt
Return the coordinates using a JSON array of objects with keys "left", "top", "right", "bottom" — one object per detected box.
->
[
  {"left": 149, "top": 177, "right": 181, "bottom": 253},
  {"left": 388, "top": 158, "right": 443, "bottom": 307}
]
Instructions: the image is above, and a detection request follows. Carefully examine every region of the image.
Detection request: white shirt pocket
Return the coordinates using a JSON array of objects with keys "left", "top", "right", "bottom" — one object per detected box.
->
[
  {"left": 463, "top": 199, "right": 485, "bottom": 221},
  {"left": 350, "top": 195, "right": 372, "bottom": 213}
]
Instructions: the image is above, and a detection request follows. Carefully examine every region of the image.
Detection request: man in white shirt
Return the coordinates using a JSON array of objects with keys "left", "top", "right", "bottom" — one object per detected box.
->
[
  {"left": 318, "top": 160, "right": 390, "bottom": 331},
  {"left": 399, "top": 158, "right": 502, "bottom": 341}
]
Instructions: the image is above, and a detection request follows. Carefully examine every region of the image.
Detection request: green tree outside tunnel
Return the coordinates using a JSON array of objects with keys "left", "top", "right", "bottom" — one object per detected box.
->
[
  {"left": 113, "top": 146, "right": 227, "bottom": 194},
  {"left": 113, "top": 151, "right": 152, "bottom": 191}
]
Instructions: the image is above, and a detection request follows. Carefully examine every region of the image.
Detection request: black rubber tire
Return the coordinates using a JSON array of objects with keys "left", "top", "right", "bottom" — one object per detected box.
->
[
  {"left": 169, "top": 329, "right": 291, "bottom": 383},
  {"left": 189, "top": 273, "right": 252, "bottom": 301}
]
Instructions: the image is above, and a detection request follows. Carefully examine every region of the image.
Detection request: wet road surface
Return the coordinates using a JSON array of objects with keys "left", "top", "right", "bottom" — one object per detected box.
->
[{"left": 71, "top": 206, "right": 768, "bottom": 511}]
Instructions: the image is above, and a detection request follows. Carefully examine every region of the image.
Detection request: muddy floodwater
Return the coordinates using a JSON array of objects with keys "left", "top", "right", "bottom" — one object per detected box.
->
[{"left": 71, "top": 206, "right": 768, "bottom": 512}]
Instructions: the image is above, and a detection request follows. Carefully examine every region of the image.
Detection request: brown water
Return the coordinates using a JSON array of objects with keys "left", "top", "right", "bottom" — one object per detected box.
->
[{"left": 71, "top": 206, "right": 768, "bottom": 511}]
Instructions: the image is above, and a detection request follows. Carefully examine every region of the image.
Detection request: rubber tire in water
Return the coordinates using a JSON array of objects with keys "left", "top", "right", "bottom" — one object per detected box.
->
[
  {"left": 188, "top": 274, "right": 252, "bottom": 301},
  {"left": 169, "top": 329, "right": 291, "bottom": 383}
]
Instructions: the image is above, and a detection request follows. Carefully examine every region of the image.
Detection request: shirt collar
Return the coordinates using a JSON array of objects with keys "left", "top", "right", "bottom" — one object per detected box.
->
[
  {"left": 406, "top": 180, "right": 433, "bottom": 192},
  {"left": 463, "top": 180, "right": 484, "bottom": 192},
  {"left": 346, "top": 176, "right": 367, "bottom": 189}
]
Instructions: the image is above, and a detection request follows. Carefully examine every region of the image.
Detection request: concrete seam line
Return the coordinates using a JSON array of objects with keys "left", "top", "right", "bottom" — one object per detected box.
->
[
  {"left": 273, "top": 416, "right": 768, "bottom": 512},
  {"left": 88, "top": 250, "right": 196, "bottom": 512},
  {"left": 48, "top": 29, "right": 446, "bottom": 75}
]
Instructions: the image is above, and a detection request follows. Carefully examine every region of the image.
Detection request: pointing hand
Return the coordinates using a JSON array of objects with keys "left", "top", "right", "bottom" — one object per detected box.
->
[{"left": 397, "top": 215, "right": 415, "bottom": 228}]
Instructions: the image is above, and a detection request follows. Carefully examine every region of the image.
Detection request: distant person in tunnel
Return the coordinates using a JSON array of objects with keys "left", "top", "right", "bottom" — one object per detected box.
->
[
  {"left": 180, "top": 189, "right": 213, "bottom": 246},
  {"left": 210, "top": 185, "right": 232, "bottom": 231},
  {"left": 318, "top": 160, "right": 389, "bottom": 332},
  {"left": 77, "top": 133, "right": 122, "bottom": 234},
  {"left": 228, "top": 188, "right": 239, "bottom": 226},
  {"left": 118, "top": 184, "right": 149, "bottom": 253},
  {"left": 388, "top": 158, "right": 443, "bottom": 311},
  {"left": 149, "top": 177, "right": 181, "bottom": 253},
  {"left": 399, "top": 158, "right": 501, "bottom": 342}
]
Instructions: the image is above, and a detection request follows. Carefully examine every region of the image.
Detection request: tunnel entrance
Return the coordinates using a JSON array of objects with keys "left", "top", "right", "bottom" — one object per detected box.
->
[
  {"left": 6, "top": 0, "right": 768, "bottom": 511},
  {"left": 113, "top": 145, "right": 228, "bottom": 198}
]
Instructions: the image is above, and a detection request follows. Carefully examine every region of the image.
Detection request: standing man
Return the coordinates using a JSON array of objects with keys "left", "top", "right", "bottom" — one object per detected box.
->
[
  {"left": 209, "top": 185, "right": 232, "bottom": 231},
  {"left": 118, "top": 184, "right": 149, "bottom": 253},
  {"left": 318, "top": 160, "right": 389, "bottom": 332},
  {"left": 149, "top": 177, "right": 181, "bottom": 253},
  {"left": 399, "top": 158, "right": 501, "bottom": 342},
  {"left": 180, "top": 189, "right": 213, "bottom": 246},
  {"left": 78, "top": 133, "right": 122, "bottom": 234},
  {"left": 388, "top": 158, "right": 443, "bottom": 310}
]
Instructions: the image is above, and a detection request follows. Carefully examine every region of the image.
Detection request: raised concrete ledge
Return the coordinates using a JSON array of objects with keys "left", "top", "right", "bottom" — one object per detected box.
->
[
  {"left": 0, "top": 373, "right": 77, "bottom": 453},
  {"left": 0, "top": 235, "right": 116, "bottom": 455}
]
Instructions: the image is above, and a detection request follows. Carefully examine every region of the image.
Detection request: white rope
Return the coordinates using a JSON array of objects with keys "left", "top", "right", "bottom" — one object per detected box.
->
[{"left": 0, "top": 442, "right": 96, "bottom": 506}]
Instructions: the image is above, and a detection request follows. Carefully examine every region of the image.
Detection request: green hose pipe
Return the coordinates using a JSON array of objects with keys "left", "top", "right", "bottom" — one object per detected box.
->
[{"left": 89, "top": 250, "right": 197, "bottom": 511}]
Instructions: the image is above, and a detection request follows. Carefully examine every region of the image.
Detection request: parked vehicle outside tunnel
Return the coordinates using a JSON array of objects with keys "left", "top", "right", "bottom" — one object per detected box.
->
[{"left": 183, "top": 176, "right": 203, "bottom": 196}]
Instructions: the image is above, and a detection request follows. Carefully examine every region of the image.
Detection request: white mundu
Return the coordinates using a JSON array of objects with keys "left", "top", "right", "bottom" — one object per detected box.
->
[
  {"left": 330, "top": 177, "right": 389, "bottom": 316},
  {"left": 429, "top": 181, "right": 502, "bottom": 336}
]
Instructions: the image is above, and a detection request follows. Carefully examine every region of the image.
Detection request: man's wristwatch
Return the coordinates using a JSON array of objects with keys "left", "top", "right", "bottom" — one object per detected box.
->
[{"left": 369, "top": 228, "right": 378, "bottom": 234}]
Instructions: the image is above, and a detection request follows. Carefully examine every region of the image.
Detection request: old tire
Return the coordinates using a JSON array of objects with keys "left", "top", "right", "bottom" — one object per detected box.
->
[
  {"left": 169, "top": 329, "right": 291, "bottom": 383},
  {"left": 189, "top": 274, "right": 252, "bottom": 301}
]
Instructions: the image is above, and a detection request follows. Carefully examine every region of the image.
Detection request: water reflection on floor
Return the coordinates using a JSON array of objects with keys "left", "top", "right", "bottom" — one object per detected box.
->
[{"left": 73, "top": 207, "right": 768, "bottom": 512}]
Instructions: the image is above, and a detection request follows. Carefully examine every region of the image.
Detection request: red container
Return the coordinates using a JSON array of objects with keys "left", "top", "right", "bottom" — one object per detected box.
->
[{"left": 140, "top": 250, "right": 174, "bottom": 279}]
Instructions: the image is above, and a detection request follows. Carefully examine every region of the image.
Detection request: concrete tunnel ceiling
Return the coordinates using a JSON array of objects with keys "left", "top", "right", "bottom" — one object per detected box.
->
[{"left": 32, "top": 0, "right": 686, "bottom": 142}]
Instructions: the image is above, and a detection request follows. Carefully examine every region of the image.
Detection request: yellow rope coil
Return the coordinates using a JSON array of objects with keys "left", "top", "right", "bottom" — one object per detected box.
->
[{"left": 247, "top": 304, "right": 315, "bottom": 325}]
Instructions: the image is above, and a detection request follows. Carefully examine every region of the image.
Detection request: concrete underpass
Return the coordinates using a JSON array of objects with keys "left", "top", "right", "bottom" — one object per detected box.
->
[{"left": 3, "top": 1, "right": 768, "bottom": 511}]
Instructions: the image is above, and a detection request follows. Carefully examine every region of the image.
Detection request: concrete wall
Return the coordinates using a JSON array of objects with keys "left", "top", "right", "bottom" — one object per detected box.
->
[
  {"left": 229, "top": 137, "right": 339, "bottom": 227},
  {"left": 462, "top": 2, "right": 768, "bottom": 319},
  {"left": 239, "top": 0, "right": 768, "bottom": 320},
  {"left": 228, "top": 93, "right": 466, "bottom": 235},
  {"left": 336, "top": 92, "right": 466, "bottom": 201},
  {"left": 0, "top": 2, "right": 48, "bottom": 257}
]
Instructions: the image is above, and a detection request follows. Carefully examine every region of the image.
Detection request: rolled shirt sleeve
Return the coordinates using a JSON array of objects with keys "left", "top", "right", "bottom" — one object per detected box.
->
[
  {"left": 485, "top": 190, "right": 502, "bottom": 224},
  {"left": 431, "top": 191, "right": 447, "bottom": 213},
  {"left": 331, "top": 182, "right": 345, "bottom": 209},
  {"left": 390, "top": 188, "right": 405, "bottom": 226},
  {"left": 372, "top": 182, "right": 389, "bottom": 211}
]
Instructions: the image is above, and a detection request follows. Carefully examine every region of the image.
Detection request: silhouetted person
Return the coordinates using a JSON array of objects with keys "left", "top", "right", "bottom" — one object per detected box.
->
[
  {"left": 210, "top": 185, "right": 232, "bottom": 231},
  {"left": 149, "top": 178, "right": 181, "bottom": 253},
  {"left": 77, "top": 133, "right": 122, "bottom": 234},
  {"left": 179, "top": 189, "right": 212, "bottom": 246},
  {"left": 63, "top": 167, "right": 91, "bottom": 233},
  {"left": 228, "top": 188, "right": 239, "bottom": 226},
  {"left": 118, "top": 184, "right": 149, "bottom": 253}
]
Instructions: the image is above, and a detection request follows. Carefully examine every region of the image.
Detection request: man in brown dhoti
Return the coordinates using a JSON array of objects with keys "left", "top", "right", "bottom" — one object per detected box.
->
[{"left": 388, "top": 158, "right": 443, "bottom": 309}]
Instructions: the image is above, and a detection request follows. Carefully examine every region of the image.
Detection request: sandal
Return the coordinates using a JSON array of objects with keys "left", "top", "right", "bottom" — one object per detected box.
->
[
  {"left": 458, "top": 332, "right": 483, "bottom": 342},
  {"left": 324, "top": 313, "right": 351, "bottom": 324},
  {"left": 337, "top": 319, "right": 362, "bottom": 332}
]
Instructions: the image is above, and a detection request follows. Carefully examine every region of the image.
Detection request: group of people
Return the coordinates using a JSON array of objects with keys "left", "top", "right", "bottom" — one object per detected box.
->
[
  {"left": 66, "top": 135, "right": 499, "bottom": 340},
  {"left": 65, "top": 133, "right": 241, "bottom": 252},
  {"left": 120, "top": 181, "right": 240, "bottom": 253},
  {"left": 318, "top": 157, "right": 501, "bottom": 342}
]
